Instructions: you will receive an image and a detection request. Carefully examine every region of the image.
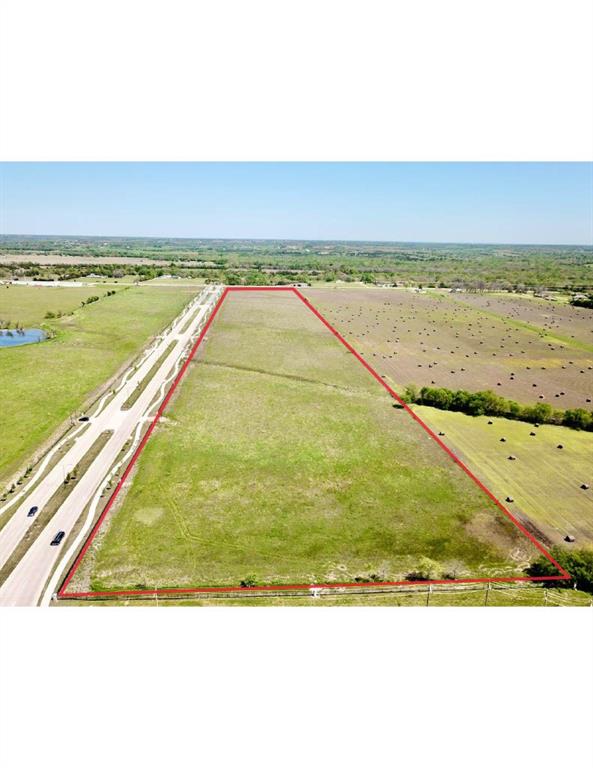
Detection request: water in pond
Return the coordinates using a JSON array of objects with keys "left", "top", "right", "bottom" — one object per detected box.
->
[{"left": 0, "top": 328, "right": 47, "bottom": 348}]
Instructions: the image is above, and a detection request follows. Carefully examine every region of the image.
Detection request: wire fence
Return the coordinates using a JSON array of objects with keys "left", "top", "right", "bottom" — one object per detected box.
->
[{"left": 82, "top": 580, "right": 593, "bottom": 606}]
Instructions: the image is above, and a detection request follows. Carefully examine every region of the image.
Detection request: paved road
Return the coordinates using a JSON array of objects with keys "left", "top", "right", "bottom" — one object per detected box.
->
[{"left": 0, "top": 285, "right": 222, "bottom": 606}]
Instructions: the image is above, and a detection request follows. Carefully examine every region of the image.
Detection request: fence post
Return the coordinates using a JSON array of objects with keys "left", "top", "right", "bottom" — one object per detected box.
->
[{"left": 484, "top": 582, "right": 491, "bottom": 606}]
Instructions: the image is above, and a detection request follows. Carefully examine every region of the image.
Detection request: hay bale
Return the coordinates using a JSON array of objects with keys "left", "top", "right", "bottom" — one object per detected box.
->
[
  {"left": 505, "top": 496, "right": 514, "bottom": 503},
  {"left": 557, "top": 444, "right": 564, "bottom": 449},
  {"left": 508, "top": 455, "right": 517, "bottom": 460},
  {"left": 581, "top": 483, "right": 590, "bottom": 490},
  {"left": 564, "top": 535, "right": 575, "bottom": 543},
  {"left": 500, "top": 437, "right": 506, "bottom": 442}
]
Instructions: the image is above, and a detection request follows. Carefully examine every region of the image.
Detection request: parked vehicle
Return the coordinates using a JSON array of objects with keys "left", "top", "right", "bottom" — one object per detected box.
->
[
  {"left": 27, "top": 506, "right": 38, "bottom": 517},
  {"left": 50, "top": 531, "right": 65, "bottom": 546}
]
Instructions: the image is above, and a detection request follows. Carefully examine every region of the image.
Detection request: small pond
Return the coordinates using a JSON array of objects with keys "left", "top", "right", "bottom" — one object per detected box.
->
[{"left": 0, "top": 328, "right": 47, "bottom": 348}]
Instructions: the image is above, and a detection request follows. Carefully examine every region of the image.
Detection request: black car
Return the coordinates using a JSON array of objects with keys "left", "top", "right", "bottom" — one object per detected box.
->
[
  {"left": 78, "top": 416, "right": 90, "bottom": 422},
  {"left": 27, "top": 505, "right": 38, "bottom": 517},
  {"left": 50, "top": 531, "right": 65, "bottom": 546}
]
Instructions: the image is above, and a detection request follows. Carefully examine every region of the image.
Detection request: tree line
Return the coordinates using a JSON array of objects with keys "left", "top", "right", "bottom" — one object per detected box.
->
[{"left": 404, "top": 384, "right": 593, "bottom": 431}]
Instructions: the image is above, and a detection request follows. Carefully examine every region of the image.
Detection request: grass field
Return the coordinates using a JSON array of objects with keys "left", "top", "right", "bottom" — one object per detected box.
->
[
  {"left": 306, "top": 287, "right": 593, "bottom": 409},
  {"left": 0, "top": 283, "right": 125, "bottom": 326},
  {"left": 412, "top": 405, "right": 593, "bottom": 547},
  {"left": 80, "top": 290, "right": 549, "bottom": 594},
  {"left": 0, "top": 285, "right": 199, "bottom": 486}
]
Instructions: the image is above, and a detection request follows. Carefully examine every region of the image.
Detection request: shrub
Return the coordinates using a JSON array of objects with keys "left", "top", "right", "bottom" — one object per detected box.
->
[
  {"left": 406, "top": 571, "right": 431, "bottom": 582},
  {"left": 570, "top": 294, "right": 593, "bottom": 309},
  {"left": 562, "top": 408, "right": 592, "bottom": 430},
  {"left": 526, "top": 547, "right": 593, "bottom": 593},
  {"left": 403, "top": 383, "right": 419, "bottom": 403}
]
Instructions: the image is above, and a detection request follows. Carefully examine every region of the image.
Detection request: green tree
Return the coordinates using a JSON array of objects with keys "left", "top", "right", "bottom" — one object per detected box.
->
[
  {"left": 562, "top": 409, "right": 592, "bottom": 430},
  {"left": 526, "top": 547, "right": 593, "bottom": 593}
]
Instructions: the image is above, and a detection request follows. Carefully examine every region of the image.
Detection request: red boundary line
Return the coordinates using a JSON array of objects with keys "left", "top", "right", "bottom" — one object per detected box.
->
[{"left": 59, "top": 287, "right": 569, "bottom": 600}]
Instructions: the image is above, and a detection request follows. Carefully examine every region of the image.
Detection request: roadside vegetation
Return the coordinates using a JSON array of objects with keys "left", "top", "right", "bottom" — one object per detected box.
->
[
  {"left": 0, "top": 285, "right": 198, "bottom": 487},
  {"left": 59, "top": 584, "right": 592, "bottom": 607},
  {"left": 121, "top": 341, "right": 177, "bottom": 410},
  {"left": 0, "top": 430, "right": 113, "bottom": 587}
]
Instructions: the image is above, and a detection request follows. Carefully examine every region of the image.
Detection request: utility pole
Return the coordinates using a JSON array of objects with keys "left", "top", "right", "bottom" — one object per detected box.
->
[{"left": 426, "top": 584, "right": 432, "bottom": 607}]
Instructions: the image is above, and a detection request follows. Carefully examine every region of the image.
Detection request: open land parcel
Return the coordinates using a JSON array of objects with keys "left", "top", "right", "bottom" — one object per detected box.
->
[{"left": 68, "top": 290, "right": 560, "bottom": 595}]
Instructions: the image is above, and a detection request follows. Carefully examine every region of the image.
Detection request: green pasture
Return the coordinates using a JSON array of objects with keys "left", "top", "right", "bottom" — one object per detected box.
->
[{"left": 87, "top": 292, "right": 542, "bottom": 593}]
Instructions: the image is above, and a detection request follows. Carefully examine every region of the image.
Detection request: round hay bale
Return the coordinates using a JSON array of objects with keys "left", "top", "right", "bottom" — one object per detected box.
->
[
  {"left": 581, "top": 483, "right": 590, "bottom": 490},
  {"left": 564, "top": 534, "right": 575, "bottom": 543},
  {"left": 500, "top": 437, "right": 506, "bottom": 442},
  {"left": 508, "top": 455, "right": 517, "bottom": 460},
  {"left": 505, "top": 496, "right": 514, "bottom": 503},
  {"left": 557, "top": 444, "right": 564, "bottom": 449}
]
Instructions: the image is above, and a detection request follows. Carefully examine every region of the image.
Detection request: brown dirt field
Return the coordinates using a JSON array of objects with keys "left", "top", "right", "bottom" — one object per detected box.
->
[
  {"left": 303, "top": 287, "right": 593, "bottom": 409},
  {"left": 448, "top": 291, "right": 593, "bottom": 351}
]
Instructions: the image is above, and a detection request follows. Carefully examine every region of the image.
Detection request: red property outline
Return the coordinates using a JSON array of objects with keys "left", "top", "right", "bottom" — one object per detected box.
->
[{"left": 58, "top": 286, "right": 569, "bottom": 599}]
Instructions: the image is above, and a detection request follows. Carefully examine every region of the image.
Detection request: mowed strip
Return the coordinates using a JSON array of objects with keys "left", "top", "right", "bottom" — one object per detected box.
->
[{"left": 84, "top": 291, "right": 542, "bottom": 592}]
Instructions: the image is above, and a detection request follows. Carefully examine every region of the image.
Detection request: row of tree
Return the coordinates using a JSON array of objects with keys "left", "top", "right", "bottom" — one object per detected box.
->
[
  {"left": 3, "top": 256, "right": 593, "bottom": 291},
  {"left": 404, "top": 384, "right": 593, "bottom": 431}
]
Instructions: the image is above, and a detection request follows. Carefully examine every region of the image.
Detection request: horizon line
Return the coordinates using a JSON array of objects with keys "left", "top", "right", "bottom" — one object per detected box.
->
[{"left": 1, "top": 233, "right": 592, "bottom": 248}]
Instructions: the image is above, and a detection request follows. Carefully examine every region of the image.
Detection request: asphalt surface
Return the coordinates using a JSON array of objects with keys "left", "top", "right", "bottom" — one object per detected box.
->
[{"left": 0, "top": 285, "right": 222, "bottom": 606}]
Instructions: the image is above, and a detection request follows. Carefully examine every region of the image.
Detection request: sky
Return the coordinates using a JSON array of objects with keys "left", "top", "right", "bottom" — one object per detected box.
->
[{"left": 0, "top": 162, "right": 591, "bottom": 245}]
